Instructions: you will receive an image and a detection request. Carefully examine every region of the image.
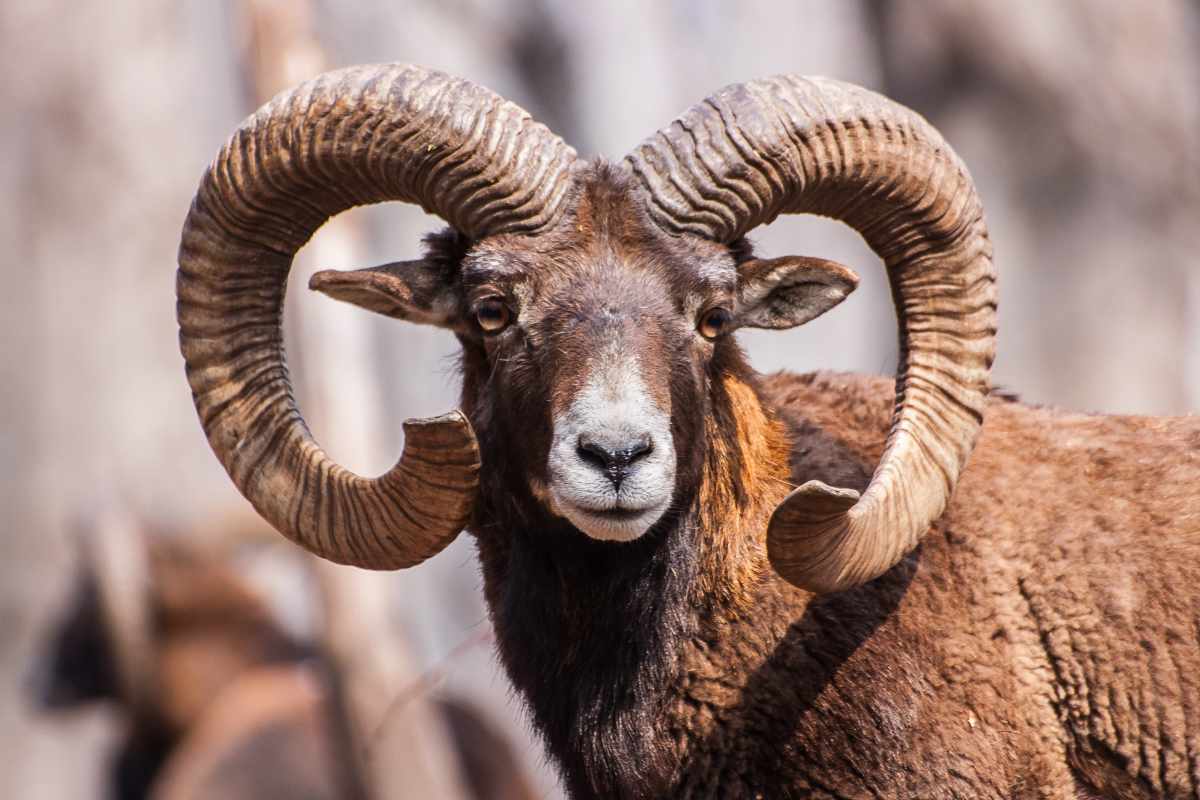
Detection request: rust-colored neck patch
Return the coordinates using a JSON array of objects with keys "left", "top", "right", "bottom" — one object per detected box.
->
[{"left": 693, "top": 375, "right": 792, "bottom": 612}]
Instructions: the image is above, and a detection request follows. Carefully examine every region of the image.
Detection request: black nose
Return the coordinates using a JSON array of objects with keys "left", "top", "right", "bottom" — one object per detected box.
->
[{"left": 577, "top": 435, "right": 653, "bottom": 488}]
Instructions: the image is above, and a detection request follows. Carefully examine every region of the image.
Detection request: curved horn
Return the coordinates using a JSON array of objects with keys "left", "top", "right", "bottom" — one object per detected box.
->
[
  {"left": 626, "top": 76, "right": 995, "bottom": 593},
  {"left": 178, "top": 64, "right": 576, "bottom": 569}
]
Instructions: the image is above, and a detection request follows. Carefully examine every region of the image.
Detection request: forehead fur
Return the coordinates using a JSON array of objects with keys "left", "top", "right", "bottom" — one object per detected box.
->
[{"left": 459, "top": 160, "right": 739, "bottom": 292}]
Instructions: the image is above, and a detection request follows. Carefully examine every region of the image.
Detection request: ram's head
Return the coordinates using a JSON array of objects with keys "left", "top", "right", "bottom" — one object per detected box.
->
[
  {"left": 311, "top": 172, "right": 859, "bottom": 544},
  {"left": 178, "top": 65, "right": 995, "bottom": 593}
]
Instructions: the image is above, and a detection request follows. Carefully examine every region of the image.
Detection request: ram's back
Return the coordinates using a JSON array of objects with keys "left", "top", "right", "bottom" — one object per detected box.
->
[{"left": 764, "top": 370, "right": 1200, "bottom": 798}]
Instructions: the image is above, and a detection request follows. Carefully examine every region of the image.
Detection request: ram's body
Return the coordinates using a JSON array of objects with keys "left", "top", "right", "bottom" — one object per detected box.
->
[
  {"left": 473, "top": 369, "right": 1199, "bottom": 799},
  {"left": 175, "top": 65, "right": 1200, "bottom": 799},
  {"left": 701, "top": 372, "right": 1198, "bottom": 797}
]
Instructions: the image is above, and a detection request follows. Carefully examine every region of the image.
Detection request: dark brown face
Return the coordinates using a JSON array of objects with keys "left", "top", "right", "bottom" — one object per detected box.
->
[
  {"left": 460, "top": 182, "right": 736, "bottom": 541},
  {"left": 311, "top": 163, "right": 859, "bottom": 543}
]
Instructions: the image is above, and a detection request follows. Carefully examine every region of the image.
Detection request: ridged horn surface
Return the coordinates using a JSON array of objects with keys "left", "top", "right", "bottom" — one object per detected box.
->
[
  {"left": 626, "top": 76, "right": 996, "bottom": 593},
  {"left": 178, "top": 64, "right": 576, "bottom": 569}
]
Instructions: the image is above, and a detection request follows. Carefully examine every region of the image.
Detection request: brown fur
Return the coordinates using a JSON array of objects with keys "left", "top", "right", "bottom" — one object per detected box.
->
[
  {"left": 322, "top": 163, "right": 1199, "bottom": 797},
  {"left": 38, "top": 538, "right": 539, "bottom": 800},
  {"left": 658, "top": 370, "right": 1200, "bottom": 799},
  {"left": 554, "top": 369, "right": 1199, "bottom": 797},
  {"left": 693, "top": 374, "right": 792, "bottom": 613},
  {"left": 462, "top": 181, "right": 1198, "bottom": 795}
]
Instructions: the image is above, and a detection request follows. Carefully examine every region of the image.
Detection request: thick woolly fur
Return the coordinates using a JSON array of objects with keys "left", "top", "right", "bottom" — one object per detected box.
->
[
  {"left": 759, "top": 373, "right": 1198, "bottom": 799},
  {"left": 300, "top": 162, "right": 1200, "bottom": 798},
  {"left": 181, "top": 68, "right": 1200, "bottom": 797},
  {"left": 477, "top": 368, "right": 1200, "bottom": 799},
  {"left": 417, "top": 166, "right": 1200, "bottom": 799}
]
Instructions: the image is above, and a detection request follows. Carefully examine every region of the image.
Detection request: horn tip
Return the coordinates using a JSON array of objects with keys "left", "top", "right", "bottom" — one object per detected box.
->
[
  {"left": 783, "top": 481, "right": 860, "bottom": 517},
  {"left": 403, "top": 409, "right": 472, "bottom": 430},
  {"left": 766, "top": 481, "right": 861, "bottom": 594},
  {"left": 401, "top": 411, "right": 480, "bottom": 457},
  {"left": 308, "top": 270, "right": 339, "bottom": 292}
]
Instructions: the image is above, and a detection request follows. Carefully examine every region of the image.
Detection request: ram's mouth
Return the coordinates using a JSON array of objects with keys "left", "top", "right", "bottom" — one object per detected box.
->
[
  {"left": 585, "top": 505, "right": 652, "bottom": 522},
  {"left": 557, "top": 499, "right": 670, "bottom": 543}
]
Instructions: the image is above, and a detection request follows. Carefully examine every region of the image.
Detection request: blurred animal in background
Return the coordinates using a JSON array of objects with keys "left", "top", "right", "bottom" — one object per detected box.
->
[
  {"left": 177, "top": 64, "right": 1200, "bottom": 798},
  {"left": 33, "top": 510, "right": 537, "bottom": 800}
]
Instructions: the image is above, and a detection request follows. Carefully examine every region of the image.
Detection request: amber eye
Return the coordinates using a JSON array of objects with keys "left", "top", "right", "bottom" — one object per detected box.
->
[
  {"left": 697, "top": 307, "right": 733, "bottom": 340},
  {"left": 475, "top": 298, "right": 511, "bottom": 333}
]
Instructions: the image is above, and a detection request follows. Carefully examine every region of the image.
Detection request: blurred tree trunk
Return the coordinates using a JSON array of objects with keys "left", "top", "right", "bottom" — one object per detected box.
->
[
  {"left": 0, "top": 3, "right": 247, "bottom": 797},
  {"left": 236, "top": 2, "right": 471, "bottom": 798},
  {"left": 870, "top": 0, "right": 1200, "bottom": 412}
]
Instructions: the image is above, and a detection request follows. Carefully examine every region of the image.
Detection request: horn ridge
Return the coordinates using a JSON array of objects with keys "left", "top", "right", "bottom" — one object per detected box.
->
[
  {"left": 178, "top": 64, "right": 574, "bottom": 569},
  {"left": 625, "top": 74, "right": 996, "bottom": 593}
]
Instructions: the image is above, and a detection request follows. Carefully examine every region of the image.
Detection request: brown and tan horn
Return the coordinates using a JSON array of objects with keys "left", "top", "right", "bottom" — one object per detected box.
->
[
  {"left": 178, "top": 64, "right": 576, "bottom": 569},
  {"left": 626, "top": 76, "right": 996, "bottom": 593}
]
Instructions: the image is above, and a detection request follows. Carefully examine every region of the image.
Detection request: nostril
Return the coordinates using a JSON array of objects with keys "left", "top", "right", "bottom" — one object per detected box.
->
[
  {"left": 577, "top": 439, "right": 611, "bottom": 469},
  {"left": 626, "top": 437, "right": 653, "bottom": 464}
]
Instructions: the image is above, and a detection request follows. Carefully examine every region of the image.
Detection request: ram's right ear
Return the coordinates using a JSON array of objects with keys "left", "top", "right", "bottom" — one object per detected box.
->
[
  {"left": 736, "top": 255, "right": 859, "bottom": 330},
  {"left": 310, "top": 259, "right": 461, "bottom": 329}
]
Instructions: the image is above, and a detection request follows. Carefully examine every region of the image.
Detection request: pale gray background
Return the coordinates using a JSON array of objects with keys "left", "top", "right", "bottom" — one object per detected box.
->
[{"left": 1, "top": 1, "right": 1196, "bottom": 797}]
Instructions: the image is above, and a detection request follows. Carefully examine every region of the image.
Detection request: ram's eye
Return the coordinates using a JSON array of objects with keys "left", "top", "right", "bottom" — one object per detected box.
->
[
  {"left": 698, "top": 307, "right": 733, "bottom": 339},
  {"left": 475, "top": 299, "right": 511, "bottom": 333}
]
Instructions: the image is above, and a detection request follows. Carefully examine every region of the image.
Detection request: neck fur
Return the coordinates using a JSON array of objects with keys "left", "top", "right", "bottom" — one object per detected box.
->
[{"left": 472, "top": 372, "right": 792, "bottom": 799}]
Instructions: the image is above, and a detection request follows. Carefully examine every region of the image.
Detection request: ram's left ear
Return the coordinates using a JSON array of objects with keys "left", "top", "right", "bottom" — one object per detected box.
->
[
  {"left": 736, "top": 255, "right": 860, "bottom": 330},
  {"left": 309, "top": 259, "right": 462, "bottom": 330}
]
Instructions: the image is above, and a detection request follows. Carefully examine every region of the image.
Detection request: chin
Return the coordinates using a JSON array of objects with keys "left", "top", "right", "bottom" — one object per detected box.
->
[{"left": 556, "top": 499, "right": 670, "bottom": 543}]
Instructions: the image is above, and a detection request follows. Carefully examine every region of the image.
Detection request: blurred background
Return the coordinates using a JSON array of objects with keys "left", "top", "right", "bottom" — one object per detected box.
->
[{"left": 1, "top": 0, "right": 1196, "bottom": 797}]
